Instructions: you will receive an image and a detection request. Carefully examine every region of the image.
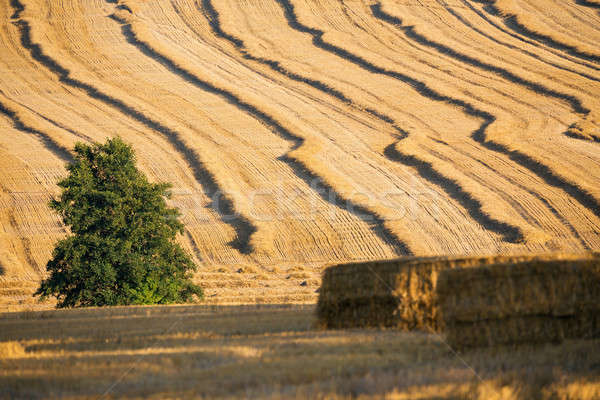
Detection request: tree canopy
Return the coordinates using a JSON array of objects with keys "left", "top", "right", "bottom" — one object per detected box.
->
[{"left": 35, "top": 137, "right": 203, "bottom": 307}]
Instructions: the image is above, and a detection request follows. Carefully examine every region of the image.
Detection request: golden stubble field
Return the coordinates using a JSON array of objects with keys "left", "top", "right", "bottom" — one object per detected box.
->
[
  {"left": 1, "top": 0, "right": 600, "bottom": 307},
  {"left": 1, "top": 304, "right": 599, "bottom": 399}
]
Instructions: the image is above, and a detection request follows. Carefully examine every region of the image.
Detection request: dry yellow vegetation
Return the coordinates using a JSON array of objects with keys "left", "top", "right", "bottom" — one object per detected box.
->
[
  {"left": 2, "top": 1, "right": 600, "bottom": 396},
  {"left": 316, "top": 253, "right": 600, "bottom": 331},
  {"left": 1, "top": 304, "right": 599, "bottom": 399},
  {"left": 1, "top": 0, "right": 600, "bottom": 309},
  {"left": 437, "top": 257, "right": 600, "bottom": 348}
]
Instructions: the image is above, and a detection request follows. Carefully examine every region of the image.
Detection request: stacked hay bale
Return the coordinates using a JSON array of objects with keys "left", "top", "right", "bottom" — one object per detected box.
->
[
  {"left": 437, "top": 258, "right": 600, "bottom": 349},
  {"left": 316, "top": 254, "right": 550, "bottom": 331}
]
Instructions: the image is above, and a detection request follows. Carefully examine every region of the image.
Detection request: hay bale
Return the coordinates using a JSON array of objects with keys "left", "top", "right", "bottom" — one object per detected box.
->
[
  {"left": 316, "top": 254, "right": 567, "bottom": 331},
  {"left": 437, "top": 258, "right": 600, "bottom": 348}
]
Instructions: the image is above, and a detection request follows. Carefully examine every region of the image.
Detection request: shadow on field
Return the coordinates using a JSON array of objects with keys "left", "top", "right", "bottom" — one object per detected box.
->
[
  {"left": 0, "top": 304, "right": 316, "bottom": 341},
  {"left": 1, "top": 335, "right": 599, "bottom": 399},
  {"left": 1, "top": 303, "right": 600, "bottom": 399}
]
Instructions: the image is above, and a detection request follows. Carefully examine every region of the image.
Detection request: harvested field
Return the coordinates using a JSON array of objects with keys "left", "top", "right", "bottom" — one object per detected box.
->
[
  {"left": 1, "top": 304, "right": 599, "bottom": 399},
  {"left": 1, "top": 1, "right": 599, "bottom": 396},
  {"left": 437, "top": 257, "right": 600, "bottom": 348},
  {"left": 1, "top": 0, "right": 600, "bottom": 308}
]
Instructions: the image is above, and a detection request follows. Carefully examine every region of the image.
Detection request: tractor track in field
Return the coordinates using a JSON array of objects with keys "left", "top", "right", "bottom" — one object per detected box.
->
[
  {"left": 274, "top": 0, "right": 600, "bottom": 223},
  {"left": 575, "top": 0, "right": 600, "bottom": 11},
  {"left": 110, "top": 7, "right": 412, "bottom": 256},
  {"left": 371, "top": 3, "right": 590, "bottom": 116},
  {"left": 472, "top": 0, "right": 600, "bottom": 65},
  {"left": 9, "top": 0, "right": 257, "bottom": 255},
  {"left": 201, "top": 0, "right": 528, "bottom": 244},
  {"left": 435, "top": 0, "right": 600, "bottom": 84},
  {"left": 0, "top": 94, "right": 73, "bottom": 163},
  {"left": 457, "top": 0, "right": 600, "bottom": 74}
]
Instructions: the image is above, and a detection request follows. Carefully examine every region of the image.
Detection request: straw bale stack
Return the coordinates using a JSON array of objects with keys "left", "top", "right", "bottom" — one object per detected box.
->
[
  {"left": 437, "top": 258, "right": 600, "bottom": 348},
  {"left": 316, "top": 254, "right": 560, "bottom": 331}
]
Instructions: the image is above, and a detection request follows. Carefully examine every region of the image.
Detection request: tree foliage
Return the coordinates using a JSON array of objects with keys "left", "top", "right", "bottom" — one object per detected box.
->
[{"left": 35, "top": 137, "right": 203, "bottom": 307}]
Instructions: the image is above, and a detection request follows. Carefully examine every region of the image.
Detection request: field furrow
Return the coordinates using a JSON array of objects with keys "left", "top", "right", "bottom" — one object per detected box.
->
[
  {"left": 199, "top": 0, "right": 529, "bottom": 245},
  {"left": 575, "top": 0, "right": 600, "bottom": 11},
  {"left": 57, "top": 0, "right": 409, "bottom": 264},
  {"left": 322, "top": 0, "right": 597, "bottom": 225},
  {"left": 240, "top": 0, "right": 600, "bottom": 245},
  {"left": 0, "top": 95, "right": 74, "bottom": 163},
  {"left": 371, "top": 3, "right": 590, "bottom": 117},
  {"left": 111, "top": 8, "right": 411, "bottom": 256},
  {"left": 0, "top": 119, "right": 66, "bottom": 281},
  {"left": 368, "top": 0, "right": 600, "bottom": 233},
  {"left": 475, "top": 0, "right": 600, "bottom": 63},
  {"left": 170, "top": 0, "right": 529, "bottom": 253},
  {"left": 457, "top": 0, "right": 600, "bottom": 74},
  {"left": 10, "top": 0, "right": 259, "bottom": 257},
  {"left": 0, "top": 0, "right": 244, "bottom": 269}
]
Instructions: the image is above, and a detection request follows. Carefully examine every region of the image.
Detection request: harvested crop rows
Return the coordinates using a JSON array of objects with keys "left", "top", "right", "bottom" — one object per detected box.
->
[{"left": 1, "top": 0, "right": 599, "bottom": 308}]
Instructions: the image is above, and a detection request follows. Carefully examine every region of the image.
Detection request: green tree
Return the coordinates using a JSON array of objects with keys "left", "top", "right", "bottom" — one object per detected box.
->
[{"left": 35, "top": 137, "right": 203, "bottom": 307}]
